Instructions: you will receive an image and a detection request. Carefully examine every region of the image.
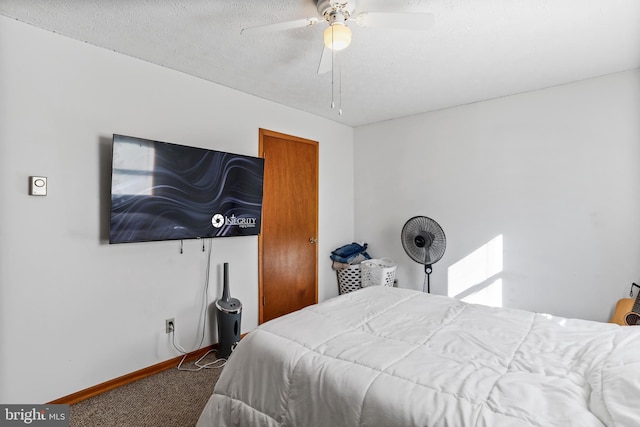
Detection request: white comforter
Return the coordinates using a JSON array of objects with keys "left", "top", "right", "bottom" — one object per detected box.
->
[{"left": 197, "top": 286, "right": 640, "bottom": 426}]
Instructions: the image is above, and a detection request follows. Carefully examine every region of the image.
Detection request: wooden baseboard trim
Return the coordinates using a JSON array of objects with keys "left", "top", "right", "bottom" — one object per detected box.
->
[{"left": 48, "top": 345, "right": 217, "bottom": 405}]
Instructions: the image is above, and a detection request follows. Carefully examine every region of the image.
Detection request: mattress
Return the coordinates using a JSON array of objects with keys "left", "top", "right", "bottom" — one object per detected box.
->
[{"left": 197, "top": 286, "right": 640, "bottom": 426}]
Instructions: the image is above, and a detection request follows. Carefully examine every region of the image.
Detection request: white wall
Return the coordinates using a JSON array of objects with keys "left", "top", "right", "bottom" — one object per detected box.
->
[
  {"left": 354, "top": 69, "right": 640, "bottom": 322},
  {"left": 0, "top": 16, "right": 354, "bottom": 403}
]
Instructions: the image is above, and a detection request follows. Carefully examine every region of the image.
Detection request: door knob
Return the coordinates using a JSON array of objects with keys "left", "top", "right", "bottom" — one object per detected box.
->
[{"left": 309, "top": 237, "right": 318, "bottom": 244}]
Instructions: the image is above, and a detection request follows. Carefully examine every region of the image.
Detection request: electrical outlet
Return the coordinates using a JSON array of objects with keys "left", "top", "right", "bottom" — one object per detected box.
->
[{"left": 165, "top": 318, "right": 175, "bottom": 334}]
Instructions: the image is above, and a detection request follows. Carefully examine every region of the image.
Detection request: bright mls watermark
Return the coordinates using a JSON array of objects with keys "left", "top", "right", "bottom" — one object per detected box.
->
[{"left": 0, "top": 405, "right": 68, "bottom": 426}]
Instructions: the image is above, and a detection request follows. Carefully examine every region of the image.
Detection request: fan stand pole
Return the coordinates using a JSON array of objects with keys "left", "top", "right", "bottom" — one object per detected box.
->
[{"left": 424, "top": 265, "right": 432, "bottom": 293}]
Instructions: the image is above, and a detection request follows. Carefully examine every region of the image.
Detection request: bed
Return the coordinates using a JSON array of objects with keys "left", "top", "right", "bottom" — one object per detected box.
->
[{"left": 197, "top": 286, "right": 640, "bottom": 426}]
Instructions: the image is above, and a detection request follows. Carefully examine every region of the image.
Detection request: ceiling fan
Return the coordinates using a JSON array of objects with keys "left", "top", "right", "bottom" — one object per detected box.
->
[{"left": 241, "top": 0, "right": 435, "bottom": 75}]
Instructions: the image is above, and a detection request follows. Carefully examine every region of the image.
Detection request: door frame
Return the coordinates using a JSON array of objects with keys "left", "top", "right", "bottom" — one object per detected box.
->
[{"left": 258, "top": 128, "right": 319, "bottom": 324}]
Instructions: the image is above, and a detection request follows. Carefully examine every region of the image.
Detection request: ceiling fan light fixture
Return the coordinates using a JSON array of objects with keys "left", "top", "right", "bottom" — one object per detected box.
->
[{"left": 324, "top": 23, "right": 352, "bottom": 51}]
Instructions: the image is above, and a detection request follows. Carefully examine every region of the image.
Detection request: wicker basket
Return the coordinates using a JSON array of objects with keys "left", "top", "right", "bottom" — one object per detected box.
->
[
  {"left": 360, "top": 258, "right": 397, "bottom": 288},
  {"left": 336, "top": 264, "right": 362, "bottom": 294}
]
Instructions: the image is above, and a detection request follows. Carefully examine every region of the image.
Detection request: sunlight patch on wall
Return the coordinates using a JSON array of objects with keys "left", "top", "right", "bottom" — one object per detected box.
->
[{"left": 448, "top": 235, "right": 503, "bottom": 307}]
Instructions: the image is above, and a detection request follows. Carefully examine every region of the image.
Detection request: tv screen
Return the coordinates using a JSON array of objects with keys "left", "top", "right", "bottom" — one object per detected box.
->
[{"left": 109, "top": 134, "right": 264, "bottom": 244}]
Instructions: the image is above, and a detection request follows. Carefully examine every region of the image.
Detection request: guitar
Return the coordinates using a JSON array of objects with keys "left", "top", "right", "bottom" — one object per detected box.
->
[{"left": 610, "top": 283, "right": 640, "bottom": 326}]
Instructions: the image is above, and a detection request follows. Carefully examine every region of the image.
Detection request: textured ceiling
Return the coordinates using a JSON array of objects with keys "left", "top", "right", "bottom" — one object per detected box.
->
[{"left": 1, "top": 0, "right": 639, "bottom": 127}]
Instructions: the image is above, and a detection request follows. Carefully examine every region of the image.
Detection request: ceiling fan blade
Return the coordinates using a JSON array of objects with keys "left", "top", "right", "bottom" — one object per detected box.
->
[
  {"left": 241, "top": 17, "right": 320, "bottom": 35},
  {"left": 317, "top": 46, "right": 331, "bottom": 75},
  {"left": 354, "top": 12, "right": 435, "bottom": 30}
]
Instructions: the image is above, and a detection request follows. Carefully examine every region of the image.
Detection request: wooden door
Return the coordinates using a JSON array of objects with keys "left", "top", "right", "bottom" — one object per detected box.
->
[{"left": 259, "top": 129, "right": 318, "bottom": 323}]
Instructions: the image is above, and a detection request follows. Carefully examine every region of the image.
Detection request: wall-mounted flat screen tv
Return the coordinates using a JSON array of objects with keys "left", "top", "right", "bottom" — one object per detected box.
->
[{"left": 109, "top": 134, "right": 264, "bottom": 244}]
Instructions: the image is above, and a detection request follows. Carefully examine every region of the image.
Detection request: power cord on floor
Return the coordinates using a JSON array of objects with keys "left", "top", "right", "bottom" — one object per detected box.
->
[
  {"left": 171, "top": 326, "right": 227, "bottom": 371},
  {"left": 170, "top": 238, "right": 227, "bottom": 371}
]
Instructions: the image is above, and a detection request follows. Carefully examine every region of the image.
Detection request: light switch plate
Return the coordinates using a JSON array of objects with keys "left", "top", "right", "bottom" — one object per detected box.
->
[{"left": 29, "top": 176, "right": 47, "bottom": 196}]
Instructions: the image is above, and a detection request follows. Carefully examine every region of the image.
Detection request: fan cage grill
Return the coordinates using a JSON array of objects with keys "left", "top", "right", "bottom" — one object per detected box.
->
[{"left": 401, "top": 216, "right": 446, "bottom": 266}]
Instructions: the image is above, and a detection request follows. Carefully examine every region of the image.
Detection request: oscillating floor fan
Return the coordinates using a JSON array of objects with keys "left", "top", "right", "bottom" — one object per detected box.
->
[{"left": 401, "top": 216, "right": 446, "bottom": 293}]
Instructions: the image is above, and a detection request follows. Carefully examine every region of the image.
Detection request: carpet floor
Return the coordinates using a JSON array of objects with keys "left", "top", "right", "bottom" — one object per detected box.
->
[{"left": 69, "top": 353, "right": 223, "bottom": 427}]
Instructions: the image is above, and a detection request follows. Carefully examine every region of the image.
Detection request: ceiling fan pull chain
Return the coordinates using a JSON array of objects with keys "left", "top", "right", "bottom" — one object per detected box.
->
[
  {"left": 328, "top": 30, "right": 343, "bottom": 116},
  {"left": 331, "top": 27, "right": 337, "bottom": 111},
  {"left": 330, "top": 62, "right": 334, "bottom": 109},
  {"left": 338, "top": 64, "right": 343, "bottom": 115}
]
